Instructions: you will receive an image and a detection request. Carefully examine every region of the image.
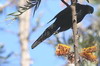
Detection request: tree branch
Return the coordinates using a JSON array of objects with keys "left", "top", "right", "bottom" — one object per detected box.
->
[
  {"left": 61, "top": 0, "right": 70, "bottom": 7},
  {"left": 71, "top": 0, "right": 80, "bottom": 66},
  {"left": 0, "top": 27, "right": 18, "bottom": 35},
  {"left": 61, "top": 0, "right": 80, "bottom": 66},
  {"left": 0, "top": 0, "right": 15, "bottom": 12}
]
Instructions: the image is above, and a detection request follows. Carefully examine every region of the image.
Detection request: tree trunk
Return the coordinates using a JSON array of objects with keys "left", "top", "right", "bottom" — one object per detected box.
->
[{"left": 18, "top": 0, "right": 31, "bottom": 66}]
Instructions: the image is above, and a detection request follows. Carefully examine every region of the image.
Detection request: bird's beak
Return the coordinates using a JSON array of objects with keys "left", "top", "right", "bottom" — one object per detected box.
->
[{"left": 89, "top": 7, "right": 94, "bottom": 14}]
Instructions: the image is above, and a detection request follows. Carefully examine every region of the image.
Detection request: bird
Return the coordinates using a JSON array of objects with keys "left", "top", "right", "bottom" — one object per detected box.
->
[{"left": 31, "top": 3, "right": 94, "bottom": 49}]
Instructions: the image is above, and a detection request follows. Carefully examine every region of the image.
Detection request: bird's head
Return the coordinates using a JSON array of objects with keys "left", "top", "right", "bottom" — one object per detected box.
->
[
  {"left": 76, "top": 3, "right": 94, "bottom": 14},
  {"left": 86, "top": 5, "right": 94, "bottom": 14}
]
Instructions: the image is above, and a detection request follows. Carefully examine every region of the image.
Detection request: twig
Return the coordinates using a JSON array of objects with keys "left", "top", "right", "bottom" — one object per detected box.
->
[
  {"left": 55, "top": 35, "right": 62, "bottom": 43},
  {"left": 0, "top": 0, "right": 14, "bottom": 11},
  {"left": 0, "top": 27, "right": 18, "bottom": 35},
  {"left": 62, "top": 32, "right": 67, "bottom": 44},
  {"left": 61, "top": 0, "right": 70, "bottom": 7}
]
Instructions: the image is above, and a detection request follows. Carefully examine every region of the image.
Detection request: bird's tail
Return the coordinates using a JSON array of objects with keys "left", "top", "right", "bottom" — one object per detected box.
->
[{"left": 31, "top": 22, "right": 59, "bottom": 49}]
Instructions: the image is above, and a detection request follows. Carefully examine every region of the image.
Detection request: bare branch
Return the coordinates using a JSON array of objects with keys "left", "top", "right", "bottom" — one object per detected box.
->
[
  {"left": 0, "top": 27, "right": 18, "bottom": 35},
  {"left": 71, "top": 0, "right": 80, "bottom": 66},
  {"left": 61, "top": 0, "right": 70, "bottom": 7},
  {"left": 0, "top": 0, "right": 14, "bottom": 11},
  {"left": 62, "top": 32, "right": 67, "bottom": 44}
]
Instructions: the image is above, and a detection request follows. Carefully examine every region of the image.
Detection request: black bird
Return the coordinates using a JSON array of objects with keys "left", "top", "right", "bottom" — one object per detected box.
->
[{"left": 31, "top": 3, "right": 94, "bottom": 49}]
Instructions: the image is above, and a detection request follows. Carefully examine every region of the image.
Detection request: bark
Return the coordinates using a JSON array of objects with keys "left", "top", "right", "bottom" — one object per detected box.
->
[
  {"left": 18, "top": 0, "right": 31, "bottom": 66},
  {"left": 71, "top": 0, "right": 80, "bottom": 66},
  {"left": 61, "top": 0, "right": 79, "bottom": 65}
]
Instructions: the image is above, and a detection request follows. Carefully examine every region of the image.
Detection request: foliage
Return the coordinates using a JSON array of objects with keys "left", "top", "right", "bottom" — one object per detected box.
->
[
  {"left": 92, "top": 0, "right": 100, "bottom": 4},
  {"left": 8, "top": 0, "right": 41, "bottom": 18},
  {"left": 0, "top": 44, "right": 13, "bottom": 64}
]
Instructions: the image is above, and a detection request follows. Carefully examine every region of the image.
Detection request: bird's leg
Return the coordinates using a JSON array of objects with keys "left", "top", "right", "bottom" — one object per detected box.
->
[{"left": 61, "top": 0, "right": 70, "bottom": 7}]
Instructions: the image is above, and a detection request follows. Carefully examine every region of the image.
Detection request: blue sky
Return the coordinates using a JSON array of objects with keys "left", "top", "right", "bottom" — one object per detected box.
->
[{"left": 0, "top": 0, "right": 95, "bottom": 66}]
